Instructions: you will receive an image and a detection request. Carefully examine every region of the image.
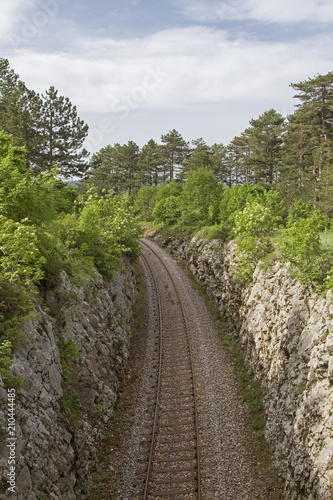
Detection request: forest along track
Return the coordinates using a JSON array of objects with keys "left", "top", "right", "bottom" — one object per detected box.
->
[
  {"left": 96, "top": 238, "right": 283, "bottom": 500},
  {"left": 137, "top": 239, "right": 201, "bottom": 500}
]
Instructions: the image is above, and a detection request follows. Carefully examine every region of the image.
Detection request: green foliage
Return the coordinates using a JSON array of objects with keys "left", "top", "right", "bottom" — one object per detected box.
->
[
  {"left": 37, "top": 493, "right": 49, "bottom": 500},
  {"left": 196, "top": 224, "right": 229, "bottom": 241},
  {"left": 137, "top": 139, "right": 163, "bottom": 185},
  {"left": 320, "top": 230, "right": 333, "bottom": 249},
  {"left": 57, "top": 335, "right": 80, "bottom": 380},
  {"left": 229, "top": 200, "right": 279, "bottom": 283},
  {"left": 32, "top": 85, "right": 89, "bottom": 178},
  {"left": 220, "top": 183, "right": 266, "bottom": 224},
  {"left": 0, "top": 340, "right": 14, "bottom": 383},
  {"left": 57, "top": 334, "right": 82, "bottom": 421},
  {"left": 61, "top": 393, "right": 81, "bottom": 418},
  {"left": 0, "top": 130, "right": 143, "bottom": 384},
  {"left": 0, "top": 280, "right": 35, "bottom": 348},
  {"left": 233, "top": 202, "right": 278, "bottom": 238},
  {"left": 279, "top": 211, "right": 332, "bottom": 286},
  {"left": 324, "top": 267, "right": 333, "bottom": 290},
  {"left": 233, "top": 236, "right": 274, "bottom": 284},
  {"left": 0, "top": 59, "right": 89, "bottom": 178},
  {"left": 0, "top": 216, "right": 45, "bottom": 286},
  {"left": 153, "top": 195, "right": 182, "bottom": 226},
  {"left": 0, "top": 132, "right": 75, "bottom": 226},
  {"left": 245, "top": 109, "right": 285, "bottom": 185},
  {"left": 151, "top": 180, "right": 183, "bottom": 225},
  {"left": 183, "top": 138, "right": 214, "bottom": 176},
  {"left": 56, "top": 189, "right": 142, "bottom": 280},
  {"left": 160, "top": 129, "right": 189, "bottom": 180},
  {"left": 180, "top": 167, "right": 220, "bottom": 225},
  {"left": 222, "top": 334, "right": 265, "bottom": 430},
  {"left": 0, "top": 340, "right": 23, "bottom": 389},
  {"left": 287, "top": 199, "right": 312, "bottom": 226},
  {"left": 133, "top": 184, "right": 158, "bottom": 220}
]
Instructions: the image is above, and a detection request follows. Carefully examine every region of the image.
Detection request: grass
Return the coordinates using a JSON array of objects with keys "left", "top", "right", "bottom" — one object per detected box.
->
[
  {"left": 141, "top": 220, "right": 203, "bottom": 242},
  {"left": 222, "top": 334, "right": 265, "bottom": 430},
  {"left": 297, "top": 381, "right": 307, "bottom": 394},
  {"left": 320, "top": 230, "right": 333, "bottom": 249}
]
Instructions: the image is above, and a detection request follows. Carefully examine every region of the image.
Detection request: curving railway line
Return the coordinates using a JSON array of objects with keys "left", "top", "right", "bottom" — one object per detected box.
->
[
  {"left": 99, "top": 237, "right": 283, "bottom": 500},
  {"left": 134, "top": 238, "right": 201, "bottom": 500}
]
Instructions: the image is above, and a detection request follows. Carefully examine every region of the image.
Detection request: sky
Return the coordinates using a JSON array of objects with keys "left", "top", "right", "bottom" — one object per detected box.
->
[{"left": 1, "top": 0, "right": 333, "bottom": 154}]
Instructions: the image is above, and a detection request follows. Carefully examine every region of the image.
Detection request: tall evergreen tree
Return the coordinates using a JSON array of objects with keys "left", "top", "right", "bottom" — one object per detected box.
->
[
  {"left": 0, "top": 60, "right": 90, "bottom": 179},
  {"left": 85, "top": 141, "right": 140, "bottom": 193},
  {"left": 245, "top": 109, "right": 285, "bottom": 186},
  {"left": 183, "top": 138, "right": 213, "bottom": 178},
  {"left": 281, "top": 72, "right": 333, "bottom": 214},
  {"left": 117, "top": 140, "right": 140, "bottom": 192},
  {"left": 35, "top": 86, "right": 89, "bottom": 178},
  {"left": 83, "top": 145, "right": 118, "bottom": 194},
  {"left": 160, "top": 129, "right": 189, "bottom": 180},
  {"left": 0, "top": 58, "right": 39, "bottom": 160},
  {"left": 211, "top": 143, "right": 227, "bottom": 182},
  {"left": 225, "top": 134, "right": 251, "bottom": 187},
  {"left": 138, "top": 139, "right": 163, "bottom": 185}
]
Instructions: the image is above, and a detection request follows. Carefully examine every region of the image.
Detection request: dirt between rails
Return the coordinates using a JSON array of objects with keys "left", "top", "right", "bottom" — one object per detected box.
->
[{"left": 87, "top": 240, "right": 284, "bottom": 500}]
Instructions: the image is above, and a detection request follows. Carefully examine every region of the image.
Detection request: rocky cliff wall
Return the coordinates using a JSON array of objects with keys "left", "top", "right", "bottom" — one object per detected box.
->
[
  {"left": 0, "top": 257, "right": 137, "bottom": 499},
  {"left": 159, "top": 234, "right": 333, "bottom": 500}
]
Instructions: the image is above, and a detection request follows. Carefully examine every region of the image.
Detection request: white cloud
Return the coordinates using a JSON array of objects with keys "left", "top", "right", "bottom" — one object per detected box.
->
[
  {"left": 0, "top": 0, "right": 38, "bottom": 41},
  {"left": 7, "top": 25, "right": 333, "bottom": 150},
  {"left": 177, "top": 0, "right": 333, "bottom": 24},
  {"left": 1, "top": 0, "right": 72, "bottom": 48},
  {"left": 10, "top": 27, "right": 332, "bottom": 114}
]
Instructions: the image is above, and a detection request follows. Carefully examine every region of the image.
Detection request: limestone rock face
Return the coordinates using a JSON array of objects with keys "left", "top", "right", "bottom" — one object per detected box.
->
[
  {"left": 161, "top": 234, "right": 333, "bottom": 500},
  {"left": 0, "top": 258, "right": 137, "bottom": 499}
]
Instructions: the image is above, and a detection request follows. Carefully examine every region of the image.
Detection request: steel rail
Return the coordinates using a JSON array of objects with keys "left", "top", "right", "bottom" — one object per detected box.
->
[
  {"left": 141, "top": 238, "right": 201, "bottom": 500},
  {"left": 140, "top": 250, "right": 164, "bottom": 500}
]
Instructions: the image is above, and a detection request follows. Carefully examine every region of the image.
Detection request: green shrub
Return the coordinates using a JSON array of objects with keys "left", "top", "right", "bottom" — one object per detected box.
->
[
  {"left": 233, "top": 236, "right": 274, "bottom": 284},
  {"left": 220, "top": 183, "right": 265, "bottom": 224},
  {"left": 56, "top": 190, "right": 142, "bottom": 280},
  {"left": 196, "top": 224, "right": 229, "bottom": 241},
  {"left": 152, "top": 195, "right": 182, "bottom": 225},
  {"left": 324, "top": 268, "right": 333, "bottom": 290},
  {"left": 0, "top": 340, "right": 23, "bottom": 389},
  {"left": 133, "top": 184, "right": 158, "bottom": 220},
  {"left": 180, "top": 168, "right": 220, "bottom": 226},
  {"left": 57, "top": 334, "right": 82, "bottom": 422},
  {"left": 0, "top": 279, "right": 35, "bottom": 347},
  {"left": 0, "top": 216, "right": 45, "bottom": 287},
  {"left": 279, "top": 211, "right": 332, "bottom": 286},
  {"left": 233, "top": 202, "right": 278, "bottom": 238}
]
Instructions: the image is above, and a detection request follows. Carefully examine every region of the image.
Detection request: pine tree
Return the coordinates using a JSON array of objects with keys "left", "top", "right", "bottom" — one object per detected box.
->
[
  {"left": 1, "top": 60, "right": 90, "bottom": 179},
  {"left": 160, "top": 129, "right": 189, "bottom": 180},
  {"left": 138, "top": 139, "right": 163, "bottom": 185},
  {"left": 183, "top": 138, "right": 213, "bottom": 178},
  {"left": 118, "top": 140, "right": 140, "bottom": 192},
  {"left": 85, "top": 141, "right": 140, "bottom": 194},
  {"left": 245, "top": 109, "right": 285, "bottom": 186},
  {"left": 211, "top": 143, "right": 227, "bottom": 182},
  {"left": 281, "top": 72, "right": 333, "bottom": 211},
  {"left": 82, "top": 145, "right": 118, "bottom": 194},
  {"left": 35, "top": 86, "right": 89, "bottom": 178},
  {"left": 225, "top": 134, "right": 251, "bottom": 187},
  {"left": 0, "top": 58, "right": 39, "bottom": 159}
]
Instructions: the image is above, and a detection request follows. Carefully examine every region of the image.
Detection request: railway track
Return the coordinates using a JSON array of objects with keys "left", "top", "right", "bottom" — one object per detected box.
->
[{"left": 132, "top": 238, "right": 201, "bottom": 500}]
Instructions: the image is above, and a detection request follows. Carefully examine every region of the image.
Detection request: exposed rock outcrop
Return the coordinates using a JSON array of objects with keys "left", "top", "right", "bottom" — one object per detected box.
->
[
  {"left": 159, "top": 234, "right": 333, "bottom": 500},
  {"left": 0, "top": 258, "right": 137, "bottom": 499}
]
